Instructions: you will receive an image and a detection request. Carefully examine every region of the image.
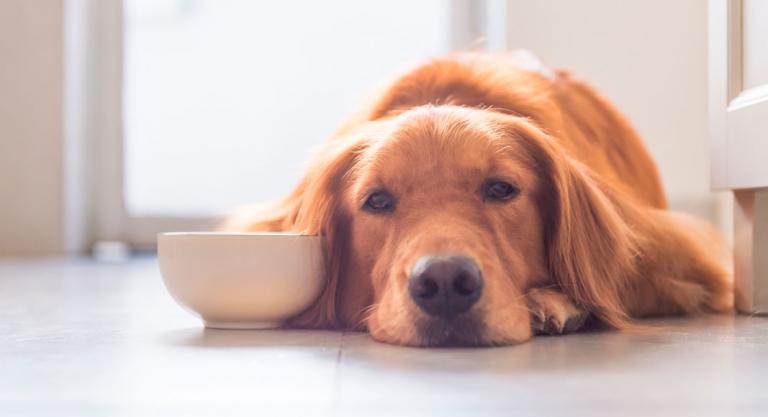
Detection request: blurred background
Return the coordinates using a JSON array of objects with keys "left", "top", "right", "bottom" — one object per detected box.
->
[{"left": 0, "top": 0, "right": 729, "bottom": 258}]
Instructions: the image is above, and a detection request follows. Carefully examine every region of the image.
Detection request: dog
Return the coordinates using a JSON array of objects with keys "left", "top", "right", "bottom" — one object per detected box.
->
[{"left": 222, "top": 52, "right": 732, "bottom": 346}]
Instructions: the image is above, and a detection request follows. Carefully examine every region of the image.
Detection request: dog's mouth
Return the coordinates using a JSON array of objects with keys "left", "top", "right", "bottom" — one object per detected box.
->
[{"left": 415, "top": 313, "right": 488, "bottom": 347}]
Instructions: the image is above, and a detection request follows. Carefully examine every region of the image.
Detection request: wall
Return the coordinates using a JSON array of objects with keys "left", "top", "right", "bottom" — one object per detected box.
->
[
  {"left": 0, "top": 0, "right": 65, "bottom": 256},
  {"left": 505, "top": 0, "right": 730, "bottom": 231}
]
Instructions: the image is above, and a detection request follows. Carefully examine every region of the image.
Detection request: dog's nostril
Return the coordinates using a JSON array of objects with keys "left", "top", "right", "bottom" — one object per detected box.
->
[
  {"left": 453, "top": 274, "right": 478, "bottom": 296},
  {"left": 408, "top": 255, "right": 484, "bottom": 317},
  {"left": 414, "top": 277, "right": 439, "bottom": 299}
]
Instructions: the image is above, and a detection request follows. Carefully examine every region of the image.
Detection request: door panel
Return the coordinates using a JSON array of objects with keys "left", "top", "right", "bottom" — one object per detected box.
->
[
  {"left": 742, "top": 0, "right": 768, "bottom": 90},
  {"left": 710, "top": 0, "right": 768, "bottom": 190}
]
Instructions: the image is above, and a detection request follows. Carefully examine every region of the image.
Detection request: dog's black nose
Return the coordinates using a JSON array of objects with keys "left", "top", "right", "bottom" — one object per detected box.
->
[{"left": 408, "top": 255, "right": 483, "bottom": 318}]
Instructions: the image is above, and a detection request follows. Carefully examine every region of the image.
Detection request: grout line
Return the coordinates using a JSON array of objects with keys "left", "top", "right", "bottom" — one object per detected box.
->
[
  {"left": 336, "top": 331, "right": 345, "bottom": 365},
  {"left": 328, "top": 331, "right": 345, "bottom": 416}
]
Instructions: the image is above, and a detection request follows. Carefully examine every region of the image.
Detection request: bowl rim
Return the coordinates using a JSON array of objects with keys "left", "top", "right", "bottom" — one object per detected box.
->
[{"left": 158, "top": 232, "right": 320, "bottom": 237}]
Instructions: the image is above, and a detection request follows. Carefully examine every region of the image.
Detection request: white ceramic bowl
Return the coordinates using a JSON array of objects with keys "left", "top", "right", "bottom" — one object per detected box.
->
[{"left": 158, "top": 232, "right": 324, "bottom": 329}]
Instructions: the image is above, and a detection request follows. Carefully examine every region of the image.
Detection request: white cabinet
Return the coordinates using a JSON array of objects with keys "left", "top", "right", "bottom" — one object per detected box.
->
[{"left": 709, "top": 0, "right": 768, "bottom": 313}]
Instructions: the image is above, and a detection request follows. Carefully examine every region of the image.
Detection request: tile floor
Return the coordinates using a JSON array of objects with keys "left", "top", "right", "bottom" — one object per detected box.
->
[{"left": 1, "top": 258, "right": 767, "bottom": 416}]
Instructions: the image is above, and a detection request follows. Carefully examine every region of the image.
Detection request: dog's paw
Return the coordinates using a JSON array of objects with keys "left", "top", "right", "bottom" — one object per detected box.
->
[{"left": 526, "top": 287, "right": 589, "bottom": 335}]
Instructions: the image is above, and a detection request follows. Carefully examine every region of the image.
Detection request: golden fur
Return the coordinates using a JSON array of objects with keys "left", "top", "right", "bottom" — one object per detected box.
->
[{"left": 222, "top": 52, "right": 732, "bottom": 346}]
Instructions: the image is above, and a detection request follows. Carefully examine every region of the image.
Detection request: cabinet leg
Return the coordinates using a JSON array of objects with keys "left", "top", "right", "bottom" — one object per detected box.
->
[{"left": 734, "top": 188, "right": 768, "bottom": 314}]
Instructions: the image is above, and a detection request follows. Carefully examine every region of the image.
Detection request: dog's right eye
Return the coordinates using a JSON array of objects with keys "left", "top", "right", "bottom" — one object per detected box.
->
[
  {"left": 363, "top": 191, "right": 395, "bottom": 213},
  {"left": 484, "top": 180, "right": 519, "bottom": 202}
]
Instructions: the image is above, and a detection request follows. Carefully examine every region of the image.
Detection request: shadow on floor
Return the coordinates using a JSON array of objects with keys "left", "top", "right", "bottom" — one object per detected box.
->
[
  {"left": 157, "top": 327, "right": 344, "bottom": 349},
  {"left": 151, "top": 318, "right": 741, "bottom": 374}
]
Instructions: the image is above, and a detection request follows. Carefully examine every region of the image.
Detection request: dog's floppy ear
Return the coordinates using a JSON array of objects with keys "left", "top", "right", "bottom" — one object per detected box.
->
[
  {"left": 511, "top": 120, "right": 638, "bottom": 328},
  {"left": 285, "top": 135, "right": 366, "bottom": 329},
  {"left": 546, "top": 155, "right": 638, "bottom": 328},
  {"left": 221, "top": 135, "right": 366, "bottom": 328}
]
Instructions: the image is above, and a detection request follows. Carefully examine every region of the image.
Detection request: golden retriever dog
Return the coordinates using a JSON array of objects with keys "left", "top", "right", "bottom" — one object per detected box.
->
[{"left": 223, "top": 52, "right": 732, "bottom": 346}]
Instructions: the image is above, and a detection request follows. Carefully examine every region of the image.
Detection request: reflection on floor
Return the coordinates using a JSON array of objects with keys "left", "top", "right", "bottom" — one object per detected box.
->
[{"left": 1, "top": 258, "right": 767, "bottom": 416}]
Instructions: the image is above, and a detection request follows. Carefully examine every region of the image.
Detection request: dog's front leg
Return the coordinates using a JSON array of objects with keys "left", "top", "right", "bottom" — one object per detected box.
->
[{"left": 525, "top": 287, "right": 590, "bottom": 335}]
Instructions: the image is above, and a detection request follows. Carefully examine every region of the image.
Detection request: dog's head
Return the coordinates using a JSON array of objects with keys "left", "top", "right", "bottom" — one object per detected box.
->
[{"left": 288, "top": 105, "right": 635, "bottom": 346}]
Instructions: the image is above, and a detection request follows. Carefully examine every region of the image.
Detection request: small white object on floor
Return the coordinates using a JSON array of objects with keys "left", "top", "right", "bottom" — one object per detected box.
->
[{"left": 91, "top": 240, "right": 131, "bottom": 262}]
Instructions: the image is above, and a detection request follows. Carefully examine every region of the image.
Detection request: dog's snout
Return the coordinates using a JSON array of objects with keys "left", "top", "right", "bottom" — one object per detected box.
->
[{"left": 408, "top": 255, "right": 483, "bottom": 318}]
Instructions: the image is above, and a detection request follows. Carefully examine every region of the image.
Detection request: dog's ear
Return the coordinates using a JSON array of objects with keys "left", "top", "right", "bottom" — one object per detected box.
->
[
  {"left": 510, "top": 119, "right": 638, "bottom": 328},
  {"left": 221, "top": 135, "right": 366, "bottom": 329},
  {"left": 284, "top": 136, "right": 365, "bottom": 329},
  {"left": 546, "top": 155, "right": 638, "bottom": 328}
]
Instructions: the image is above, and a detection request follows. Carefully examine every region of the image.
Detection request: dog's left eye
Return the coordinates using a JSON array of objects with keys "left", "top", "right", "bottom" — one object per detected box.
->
[
  {"left": 484, "top": 180, "right": 519, "bottom": 201},
  {"left": 363, "top": 191, "right": 395, "bottom": 213}
]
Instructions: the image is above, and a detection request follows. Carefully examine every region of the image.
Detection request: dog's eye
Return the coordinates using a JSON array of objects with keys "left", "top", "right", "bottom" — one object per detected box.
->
[
  {"left": 363, "top": 191, "right": 395, "bottom": 213},
  {"left": 484, "top": 180, "right": 519, "bottom": 201}
]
